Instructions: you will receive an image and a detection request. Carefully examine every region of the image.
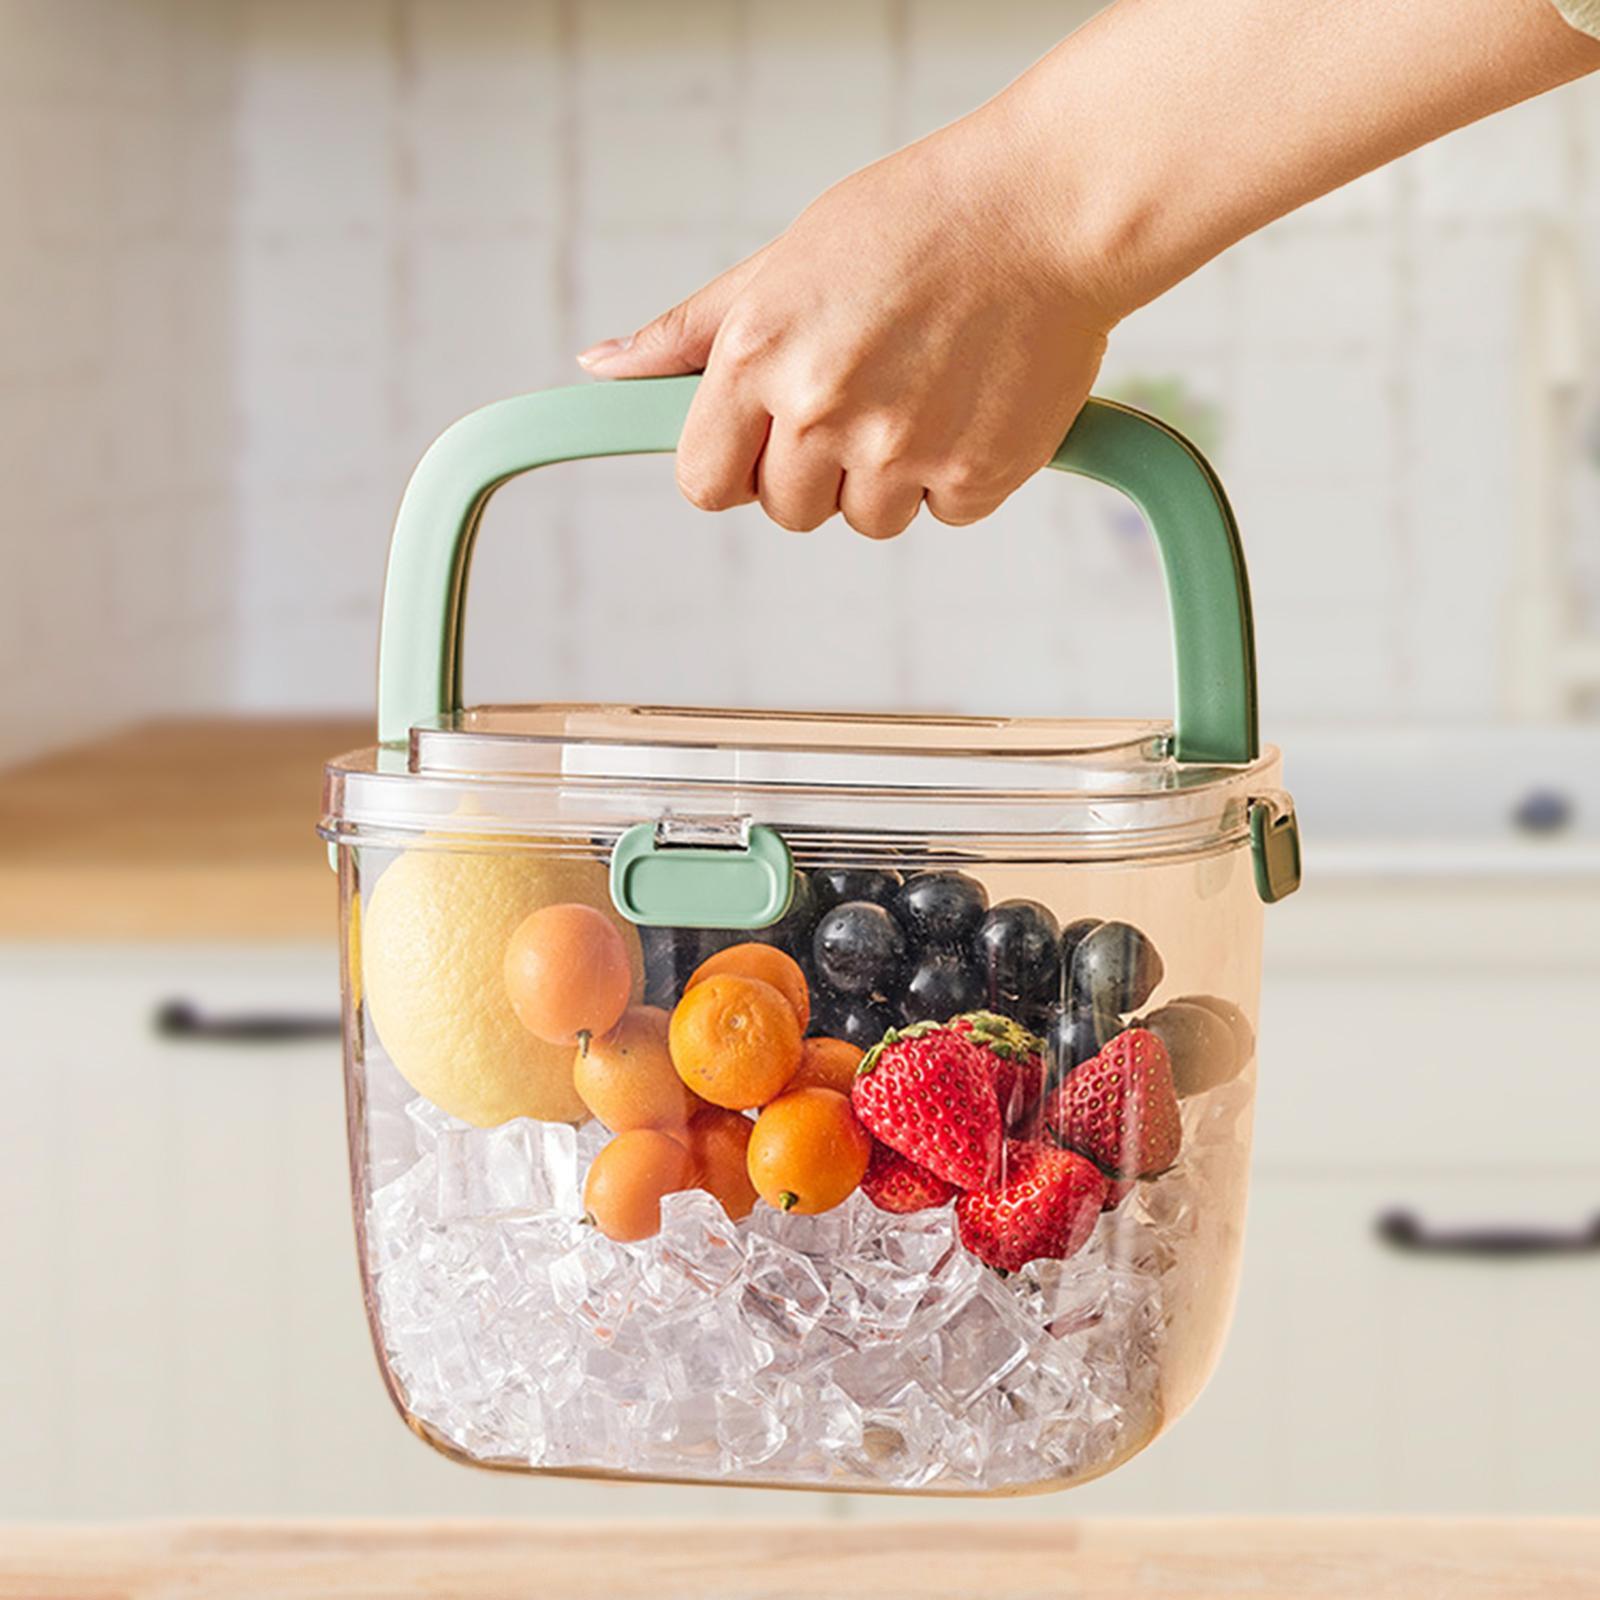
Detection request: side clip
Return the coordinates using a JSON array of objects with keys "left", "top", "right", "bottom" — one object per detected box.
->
[{"left": 1250, "top": 794, "right": 1302, "bottom": 904}]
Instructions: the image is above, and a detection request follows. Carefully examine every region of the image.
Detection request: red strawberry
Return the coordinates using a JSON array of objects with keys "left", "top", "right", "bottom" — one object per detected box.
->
[
  {"left": 861, "top": 1141, "right": 956, "bottom": 1213},
  {"left": 955, "top": 1140, "right": 1108, "bottom": 1272},
  {"left": 852, "top": 1023, "right": 1002, "bottom": 1190},
  {"left": 1046, "top": 1028, "right": 1181, "bottom": 1179},
  {"left": 950, "top": 1011, "right": 1046, "bottom": 1136},
  {"left": 1101, "top": 1177, "right": 1135, "bottom": 1212}
]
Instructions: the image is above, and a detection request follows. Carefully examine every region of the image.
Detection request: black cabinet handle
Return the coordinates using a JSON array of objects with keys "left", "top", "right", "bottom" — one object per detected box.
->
[
  {"left": 1376, "top": 1208, "right": 1600, "bottom": 1258},
  {"left": 153, "top": 1000, "right": 343, "bottom": 1044}
]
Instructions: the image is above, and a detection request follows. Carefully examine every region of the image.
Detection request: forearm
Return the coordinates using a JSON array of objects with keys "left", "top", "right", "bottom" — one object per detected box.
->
[
  {"left": 582, "top": 0, "right": 1600, "bottom": 536},
  {"left": 998, "top": 0, "right": 1600, "bottom": 317}
]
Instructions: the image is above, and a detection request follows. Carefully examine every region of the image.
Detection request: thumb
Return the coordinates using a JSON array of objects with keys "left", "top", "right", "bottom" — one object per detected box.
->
[{"left": 576, "top": 250, "right": 767, "bottom": 378}]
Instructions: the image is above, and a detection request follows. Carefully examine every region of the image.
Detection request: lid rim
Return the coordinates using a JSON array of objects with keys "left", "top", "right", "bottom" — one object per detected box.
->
[
  {"left": 396, "top": 703, "right": 1273, "bottom": 796},
  {"left": 323, "top": 704, "right": 1284, "bottom": 857}
]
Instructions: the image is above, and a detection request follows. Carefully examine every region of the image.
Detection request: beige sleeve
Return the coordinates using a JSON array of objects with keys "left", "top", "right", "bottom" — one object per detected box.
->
[{"left": 1552, "top": 0, "right": 1600, "bottom": 36}]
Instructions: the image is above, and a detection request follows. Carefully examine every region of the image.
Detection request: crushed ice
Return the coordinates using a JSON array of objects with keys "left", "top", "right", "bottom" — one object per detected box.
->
[{"left": 362, "top": 1064, "right": 1245, "bottom": 1492}]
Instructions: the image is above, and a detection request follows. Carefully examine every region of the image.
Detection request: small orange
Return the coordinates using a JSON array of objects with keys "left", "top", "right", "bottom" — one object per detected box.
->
[
  {"left": 788, "top": 1036, "right": 864, "bottom": 1096},
  {"left": 582, "top": 1128, "right": 695, "bottom": 1242},
  {"left": 669, "top": 974, "right": 802, "bottom": 1111},
  {"left": 685, "top": 1106, "right": 759, "bottom": 1221},
  {"left": 504, "top": 902, "right": 632, "bottom": 1045},
  {"left": 746, "top": 1086, "right": 872, "bottom": 1215},
  {"left": 573, "top": 1005, "right": 705, "bottom": 1134},
  {"left": 686, "top": 942, "right": 811, "bottom": 1033}
]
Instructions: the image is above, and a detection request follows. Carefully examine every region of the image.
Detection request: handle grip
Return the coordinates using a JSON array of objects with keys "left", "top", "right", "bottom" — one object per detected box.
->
[
  {"left": 377, "top": 376, "right": 1258, "bottom": 763},
  {"left": 153, "top": 1000, "right": 343, "bottom": 1044},
  {"left": 1376, "top": 1209, "right": 1600, "bottom": 1259}
]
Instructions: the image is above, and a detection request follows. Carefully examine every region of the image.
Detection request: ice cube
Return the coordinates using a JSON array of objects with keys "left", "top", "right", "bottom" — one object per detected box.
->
[
  {"left": 435, "top": 1119, "right": 579, "bottom": 1222},
  {"left": 750, "top": 1194, "right": 860, "bottom": 1258},
  {"left": 902, "top": 1237, "right": 982, "bottom": 1341},
  {"left": 455, "top": 1382, "right": 541, "bottom": 1466},
  {"left": 830, "top": 1346, "right": 919, "bottom": 1411},
  {"left": 741, "top": 1235, "right": 829, "bottom": 1349},
  {"left": 940, "top": 1412, "right": 991, "bottom": 1487},
  {"left": 409, "top": 1310, "right": 509, "bottom": 1407},
  {"left": 998, "top": 1352, "right": 1084, "bottom": 1428},
  {"left": 759, "top": 1318, "right": 856, "bottom": 1383},
  {"left": 575, "top": 1117, "right": 611, "bottom": 1165},
  {"left": 533, "top": 1387, "right": 649, "bottom": 1471},
  {"left": 812, "top": 1381, "right": 865, "bottom": 1456},
  {"left": 1019, "top": 1242, "right": 1120, "bottom": 1337},
  {"left": 632, "top": 1393, "right": 721, "bottom": 1476},
  {"left": 1130, "top": 1174, "right": 1199, "bottom": 1241},
  {"left": 496, "top": 1310, "right": 584, "bottom": 1410},
  {"left": 914, "top": 1278, "right": 1030, "bottom": 1412},
  {"left": 548, "top": 1229, "right": 639, "bottom": 1337},
  {"left": 367, "top": 1150, "right": 439, "bottom": 1265},
  {"left": 868, "top": 1206, "right": 960, "bottom": 1277},
  {"left": 646, "top": 1297, "right": 773, "bottom": 1393},
  {"left": 364, "top": 1057, "right": 425, "bottom": 1178},
  {"left": 584, "top": 1325, "right": 677, "bottom": 1405},
  {"left": 831, "top": 1254, "right": 929, "bottom": 1344},
  {"left": 486, "top": 1215, "right": 583, "bottom": 1309},
  {"left": 652, "top": 1188, "right": 748, "bottom": 1299},
  {"left": 852, "top": 1381, "right": 950, "bottom": 1490},
  {"left": 404, "top": 1094, "right": 464, "bottom": 1150},
  {"left": 715, "top": 1391, "right": 787, "bottom": 1471}
]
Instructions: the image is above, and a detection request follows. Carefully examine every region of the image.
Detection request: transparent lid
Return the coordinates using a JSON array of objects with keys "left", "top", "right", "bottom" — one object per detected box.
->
[{"left": 322, "top": 703, "right": 1282, "bottom": 868}]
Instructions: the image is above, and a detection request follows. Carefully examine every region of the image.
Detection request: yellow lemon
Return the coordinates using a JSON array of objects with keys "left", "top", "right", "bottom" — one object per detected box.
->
[{"left": 361, "top": 846, "right": 642, "bottom": 1125}]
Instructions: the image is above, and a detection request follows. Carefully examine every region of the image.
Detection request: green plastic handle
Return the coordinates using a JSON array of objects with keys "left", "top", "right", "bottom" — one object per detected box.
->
[{"left": 377, "top": 376, "right": 1258, "bottom": 764}]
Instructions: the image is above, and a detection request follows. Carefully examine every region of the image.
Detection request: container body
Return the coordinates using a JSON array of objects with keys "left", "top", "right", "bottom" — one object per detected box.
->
[
  {"left": 335, "top": 813, "right": 1264, "bottom": 1494},
  {"left": 337, "top": 376, "right": 1285, "bottom": 1495}
]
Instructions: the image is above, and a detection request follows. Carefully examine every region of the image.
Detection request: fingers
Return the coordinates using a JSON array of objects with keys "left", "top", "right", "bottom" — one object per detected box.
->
[
  {"left": 582, "top": 270, "right": 1079, "bottom": 534},
  {"left": 577, "top": 249, "right": 769, "bottom": 379},
  {"left": 838, "top": 472, "right": 924, "bottom": 540},
  {"left": 923, "top": 466, "right": 1013, "bottom": 528},
  {"left": 581, "top": 254, "right": 778, "bottom": 512},
  {"left": 756, "top": 422, "right": 844, "bottom": 532},
  {"left": 675, "top": 362, "right": 770, "bottom": 511}
]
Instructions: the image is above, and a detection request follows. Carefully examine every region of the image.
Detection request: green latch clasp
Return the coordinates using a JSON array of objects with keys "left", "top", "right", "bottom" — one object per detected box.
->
[
  {"left": 610, "top": 820, "right": 794, "bottom": 929},
  {"left": 1250, "top": 793, "right": 1302, "bottom": 904}
]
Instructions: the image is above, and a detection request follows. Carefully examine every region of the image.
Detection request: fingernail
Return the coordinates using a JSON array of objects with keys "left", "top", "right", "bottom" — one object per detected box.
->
[{"left": 576, "top": 333, "right": 634, "bottom": 369}]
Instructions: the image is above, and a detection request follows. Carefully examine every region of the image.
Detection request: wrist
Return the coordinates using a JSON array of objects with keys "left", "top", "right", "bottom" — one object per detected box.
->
[{"left": 983, "top": 49, "right": 1230, "bottom": 326}]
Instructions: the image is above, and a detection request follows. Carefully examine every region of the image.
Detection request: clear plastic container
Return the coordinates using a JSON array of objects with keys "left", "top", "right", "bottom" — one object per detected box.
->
[{"left": 319, "top": 380, "right": 1300, "bottom": 1495}]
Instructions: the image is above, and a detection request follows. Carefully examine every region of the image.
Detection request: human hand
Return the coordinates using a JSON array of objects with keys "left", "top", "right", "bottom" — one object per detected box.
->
[
  {"left": 577, "top": 99, "right": 1123, "bottom": 539},
  {"left": 578, "top": 0, "right": 1600, "bottom": 540}
]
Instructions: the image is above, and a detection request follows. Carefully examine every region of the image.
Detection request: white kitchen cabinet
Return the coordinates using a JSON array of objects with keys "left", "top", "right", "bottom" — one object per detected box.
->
[
  {"left": 0, "top": 944, "right": 837, "bottom": 1521},
  {"left": 1251, "top": 878, "right": 1600, "bottom": 1174},
  {"left": 1252, "top": 972, "right": 1600, "bottom": 1171}
]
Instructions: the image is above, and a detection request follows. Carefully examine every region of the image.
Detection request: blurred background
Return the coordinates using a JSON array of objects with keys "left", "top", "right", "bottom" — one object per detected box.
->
[{"left": 1, "top": 0, "right": 1597, "bottom": 1525}]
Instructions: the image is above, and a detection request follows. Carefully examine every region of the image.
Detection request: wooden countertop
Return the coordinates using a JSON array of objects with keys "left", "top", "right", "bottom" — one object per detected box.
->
[
  {"left": 0, "top": 718, "right": 368, "bottom": 941},
  {"left": 0, "top": 1520, "right": 1595, "bottom": 1599}
]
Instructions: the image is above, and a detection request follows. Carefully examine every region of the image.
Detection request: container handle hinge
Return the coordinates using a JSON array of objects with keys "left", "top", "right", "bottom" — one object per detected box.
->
[
  {"left": 653, "top": 813, "right": 752, "bottom": 851},
  {"left": 1249, "top": 792, "right": 1301, "bottom": 904}
]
